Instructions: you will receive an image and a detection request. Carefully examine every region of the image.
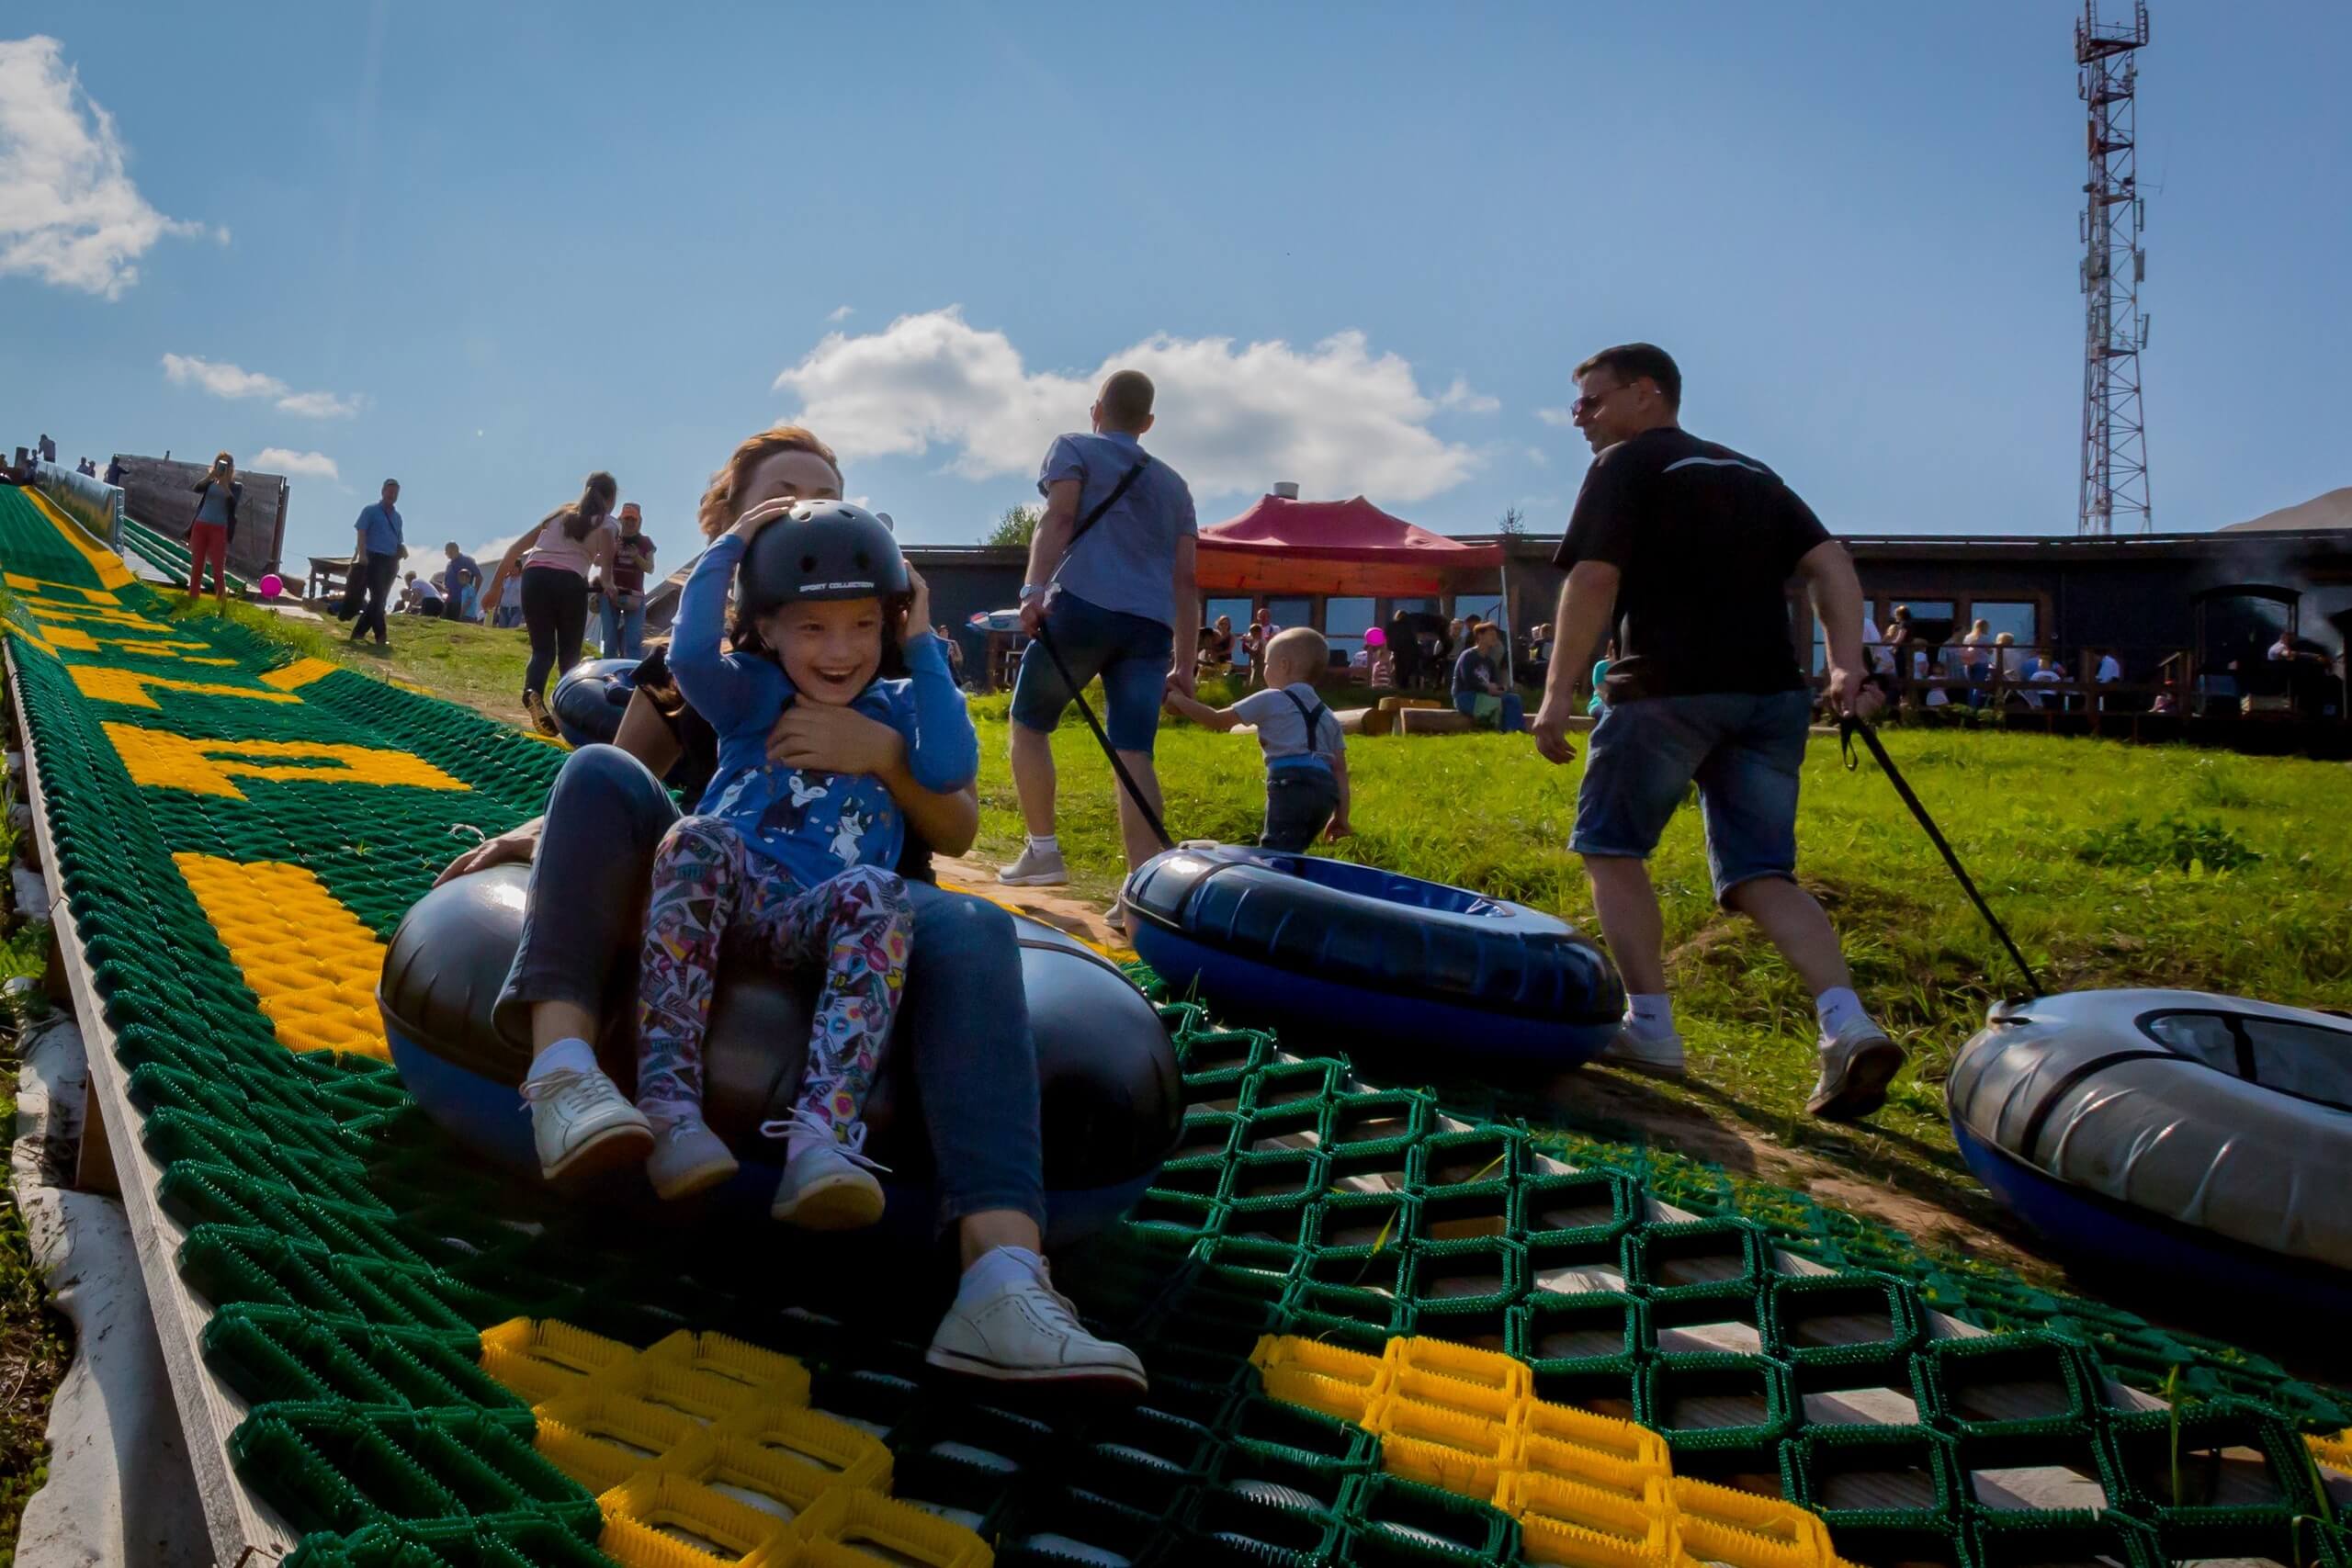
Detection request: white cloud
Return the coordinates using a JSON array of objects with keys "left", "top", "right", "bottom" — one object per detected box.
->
[
  {"left": 164, "top": 352, "right": 286, "bottom": 400},
  {"left": 469, "top": 534, "right": 522, "bottom": 564},
  {"left": 253, "top": 447, "right": 339, "bottom": 480},
  {"left": 1534, "top": 407, "right": 1577, "bottom": 427},
  {"left": 161, "top": 353, "right": 360, "bottom": 417},
  {"left": 1437, "top": 376, "right": 1500, "bottom": 414},
  {"left": 774, "top": 308, "right": 1479, "bottom": 503},
  {"left": 825, "top": 305, "right": 854, "bottom": 322},
  {"left": 0, "top": 36, "right": 209, "bottom": 299},
  {"left": 1525, "top": 446, "right": 1551, "bottom": 468},
  {"left": 274, "top": 389, "right": 364, "bottom": 418}
]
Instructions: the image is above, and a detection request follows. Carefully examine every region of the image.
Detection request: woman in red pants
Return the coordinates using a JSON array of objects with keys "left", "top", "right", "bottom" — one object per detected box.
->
[{"left": 186, "top": 452, "right": 241, "bottom": 604}]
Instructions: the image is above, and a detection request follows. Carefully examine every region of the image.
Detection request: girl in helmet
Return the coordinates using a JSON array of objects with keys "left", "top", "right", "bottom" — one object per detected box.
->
[{"left": 629, "top": 497, "right": 978, "bottom": 1225}]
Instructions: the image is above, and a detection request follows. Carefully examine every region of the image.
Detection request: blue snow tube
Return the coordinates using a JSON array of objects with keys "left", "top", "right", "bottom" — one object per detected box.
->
[
  {"left": 1125, "top": 844, "right": 1623, "bottom": 1068},
  {"left": 549, "top": 657, "right": 640, "bottom": 750},
  {"left": 378, "top": 866, "right": 1181, "bottom": 1247}
]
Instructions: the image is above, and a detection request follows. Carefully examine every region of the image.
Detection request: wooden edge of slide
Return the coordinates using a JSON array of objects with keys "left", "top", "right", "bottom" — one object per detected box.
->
[{"left": 7, "top": 645, "right": 300, "bottom": 1564}]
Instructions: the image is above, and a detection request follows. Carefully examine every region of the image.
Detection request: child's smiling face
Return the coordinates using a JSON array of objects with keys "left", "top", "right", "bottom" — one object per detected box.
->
[{"left": 761, "top": 596, "right": 883, "bottom": 705}]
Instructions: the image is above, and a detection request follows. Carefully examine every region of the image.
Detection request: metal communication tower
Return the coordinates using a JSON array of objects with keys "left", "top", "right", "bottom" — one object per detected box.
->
[{"left": 2076, "top": 0, "right": 2152, "bottom": 536}]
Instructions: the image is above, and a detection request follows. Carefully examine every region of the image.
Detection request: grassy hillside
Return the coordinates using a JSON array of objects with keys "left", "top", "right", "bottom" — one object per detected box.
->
[
  {"left": 185, "top": 598, "right": 2352, "bottom": 1214},
  {"left": 965, "top": 688, "right": 2352, "bottom": 1201}
]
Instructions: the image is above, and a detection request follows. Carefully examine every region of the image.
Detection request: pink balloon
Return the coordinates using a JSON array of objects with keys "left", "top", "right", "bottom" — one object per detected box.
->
[
  {"left": 258, "top": 573, "right": 284, "bottom": 599},
  {"left": 1363, "top": 626, "right": 1386, "bottom": 647}
]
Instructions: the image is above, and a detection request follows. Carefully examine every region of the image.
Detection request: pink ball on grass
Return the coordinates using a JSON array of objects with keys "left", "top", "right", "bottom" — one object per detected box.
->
[{"left": 258, "top": 573, "right": 284, "bottom": 599}]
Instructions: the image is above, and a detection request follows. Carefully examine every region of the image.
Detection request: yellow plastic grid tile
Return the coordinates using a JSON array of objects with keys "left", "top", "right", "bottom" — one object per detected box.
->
[
  {"left": 111, "top": 724, "right": 470, "bottom": 800},
  {"left": 1515, "top": 1399, "right": 1670, "bottom": 1476},
  {"left": 655, "top": 1432, "right": 844, "bottom": 1533},
  {"left": 620, "top": 1359, "right": 772, "bottom": 1429},
  {"left": 1368, "top": 1394, "right": 1513, "bottom": 1500},
  {"left": 537, "top": 1391, "right": 710, "bottom": 1496},
  {"left": 1504, "top": 1472, "right": 1678, "bottom": 1568},
  {"left": 1388, "top": 1359, "right": 1520, "bottom": 1426},
  {"left": 480, "top": 1316, "right": 636, "bottom": 1407},
  {"left": 639, "top": 1330, "right": 813, "bottom": 1414},
  {"left": 1668, "top": 1476, "right": 1833, "bottom": 1568},
  {"left": 69, "top": 664, "right": 299, "bottom": 709},
  {"left": 1389, "top": 1337, "right": 1530, "bottom": 1401},
  {"left": 597, "top": 1472, "right": 793, "bottom": 1567},
  {"left": 2313, "top": 1429, "right": 2352, "bottom": 1477},
  {"left": 1258, "top": 1362, "right": 1382, "bottom": 1426},
  {"left": 709, "top": 1404, "right": 891, "bottom": 1495},
  {"left": 1514, "top": 1430, "right": 1657, "bottom": 1502},
  {"left": 790, "top": 1485, "right": 993, "bottom": 1568}
]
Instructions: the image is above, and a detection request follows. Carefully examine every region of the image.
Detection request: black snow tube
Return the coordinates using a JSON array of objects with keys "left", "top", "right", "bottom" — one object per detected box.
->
[{"left": 378, "top": 865, "right": 1182, "bottom": 1245}]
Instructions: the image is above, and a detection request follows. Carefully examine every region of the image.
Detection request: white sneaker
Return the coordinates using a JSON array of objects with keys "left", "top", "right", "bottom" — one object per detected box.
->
[
  {"left": 520, "top": 1067, "right": 652, "bottom": 1181},
  {"left": 1808, "top": 1019, "right": 1905, "bottom": 1121},
  {"left": 925, "top": 1254, "right": 1148, "bottom": 1395},
  {"left": 998, "top": 843, "right": 1069, "bottom": 886},
  {"left": 1597, "top": 1023, "right": 1687, "bottom": 1079},
  {"left": 644, "top": 1114, "right": 739, "bottom": 1201},
  {"left": 762, "top": 1111, "right": 888, "bottom": 1230}
]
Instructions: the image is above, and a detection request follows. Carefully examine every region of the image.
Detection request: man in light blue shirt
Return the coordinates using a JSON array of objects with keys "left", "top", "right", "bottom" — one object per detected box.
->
[
  {"left": 1001, "top": 370, "right": 1197, "bottom": 921},
  {"left": 349, "top": 478, "right": 405, "bottom": 647}
]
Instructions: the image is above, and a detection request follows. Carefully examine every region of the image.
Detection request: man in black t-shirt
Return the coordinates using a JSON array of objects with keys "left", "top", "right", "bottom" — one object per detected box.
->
[{"left": 1531, "top": 343, "right": 1902, "bottom": 1122}]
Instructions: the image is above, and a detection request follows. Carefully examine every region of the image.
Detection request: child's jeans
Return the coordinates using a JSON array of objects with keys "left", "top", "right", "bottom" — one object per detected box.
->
[
  {"left": 1261, "top": 764, "right": 1340, "bottom": 852},
  {"left": 636, "top": 815, "right": 910, "bottom": 1134},
  {"left": 1453, "top": 691, "right": 1527, "bottom": 733}
]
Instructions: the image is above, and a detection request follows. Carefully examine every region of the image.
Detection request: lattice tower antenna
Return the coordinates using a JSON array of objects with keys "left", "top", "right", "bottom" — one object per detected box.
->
[{"left": 2077, "top": 0, "right": 2153, "bottom": 535}]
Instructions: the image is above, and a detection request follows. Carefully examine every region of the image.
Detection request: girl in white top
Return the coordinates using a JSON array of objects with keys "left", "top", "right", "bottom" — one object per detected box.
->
[{"left": 485, "top": 470, "right": 619, "bottom": 732}]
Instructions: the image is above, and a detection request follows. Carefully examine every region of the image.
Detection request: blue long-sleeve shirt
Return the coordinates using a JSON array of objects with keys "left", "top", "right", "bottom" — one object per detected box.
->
[{"left": 668, "top": 532, "right": 978, "bottom": 886}]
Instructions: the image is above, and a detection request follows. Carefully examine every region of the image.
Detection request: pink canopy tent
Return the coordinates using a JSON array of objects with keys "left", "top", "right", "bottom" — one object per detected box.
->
[{"left": 1196, "top": 494, "right": 1501, "bottom": 598}]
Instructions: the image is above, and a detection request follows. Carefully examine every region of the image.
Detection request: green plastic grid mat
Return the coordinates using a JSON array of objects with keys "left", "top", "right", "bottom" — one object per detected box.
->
[
  {"left": 4, "top": 481, "right": 2348, "bottom": 1567},
  {"left": 119, "top": 511, "right": 254, "bottom": 595}
]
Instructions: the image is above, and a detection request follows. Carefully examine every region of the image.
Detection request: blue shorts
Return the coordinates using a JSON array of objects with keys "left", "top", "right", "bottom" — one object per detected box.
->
[
  {"left": 1571, "top": 689, "right": 1814, "bottom": 902},
  {"left": 1009, "top": 591, "right": 1174, "bottom": 754}
]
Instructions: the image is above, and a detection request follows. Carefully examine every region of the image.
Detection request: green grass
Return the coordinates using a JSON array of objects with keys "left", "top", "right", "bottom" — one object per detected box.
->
[
  {"left": 164, "top": 600, "right": 537, "bottom": 726},
  {"left": 967, "top": 694, "right": 2352, "bottom": 1216}
]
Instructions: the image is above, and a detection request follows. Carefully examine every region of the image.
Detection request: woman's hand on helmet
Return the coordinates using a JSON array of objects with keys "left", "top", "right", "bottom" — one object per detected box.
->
[
  {"left": 730, "top": 496, "right": 802, "bottom": 541},
  {"left": 904, "top": 565, "right": 932, "bottom": 639}
]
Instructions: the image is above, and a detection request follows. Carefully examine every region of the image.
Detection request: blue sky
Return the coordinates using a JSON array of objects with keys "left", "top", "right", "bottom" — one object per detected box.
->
[{"left": 6, "top": 2, "right": 2347, "bottom": 572}]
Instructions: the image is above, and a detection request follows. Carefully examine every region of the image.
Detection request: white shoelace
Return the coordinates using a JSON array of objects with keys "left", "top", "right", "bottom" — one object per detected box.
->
[
  {"left": 757, "top": 1107, "right": 889, "bottom": 1174},
  {"left": 518, "top": 1067, "right": 609, "bottom": 1112}
]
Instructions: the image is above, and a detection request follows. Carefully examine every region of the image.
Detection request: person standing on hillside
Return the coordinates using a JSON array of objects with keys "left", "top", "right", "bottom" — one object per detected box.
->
[
  {"left": 442, "top": 541, "right": 483, "bottom": 623},
  {"left": 186, "top": 452, "right": 242, "bottom": 605},
  {"left": 597, "top": 502, "right": 657, "bottom": 658},
  {"left": 999, "top": 369, "right": 1197, "bottom": 925},
  {"left": 350, "top": 479, "right": 406, "bottom": 648},
  {"left": 1531, "top": 343, "right": 1903, "bottom": 1122}
]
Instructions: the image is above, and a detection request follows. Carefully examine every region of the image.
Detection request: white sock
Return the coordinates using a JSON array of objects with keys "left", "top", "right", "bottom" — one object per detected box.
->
[
  {"left": 1027, "top": 834, "right": 1060, "bottom": 854},
  {"left": 526, "top": 1037, "right": 597, "bottom": 1082},
  {"left": 957, "top": 1245, "right": 1046, "bottom": 1301},
  {"left": 1815, "top": 987, "right": 1870, "bottom": 1040},
  {"left": 1623, "top": 993, "right": 1676, "bottom": 1041}
]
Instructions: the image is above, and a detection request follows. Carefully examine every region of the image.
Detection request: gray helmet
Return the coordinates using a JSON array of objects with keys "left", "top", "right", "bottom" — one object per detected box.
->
[{"left": 738, "top": 501, "right": 910, "bottom": 619}]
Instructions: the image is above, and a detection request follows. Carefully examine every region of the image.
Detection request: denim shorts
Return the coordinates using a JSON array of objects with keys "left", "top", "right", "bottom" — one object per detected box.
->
[
  {"left": 1261, "top": 763, "right": 1340, "bottom": 852},
  {"left": 1010, "top": 591, "right": 1174, "bottom": 754},
  {"left": 1571, "top": 688, "right": 1815, "bottom": 902}
]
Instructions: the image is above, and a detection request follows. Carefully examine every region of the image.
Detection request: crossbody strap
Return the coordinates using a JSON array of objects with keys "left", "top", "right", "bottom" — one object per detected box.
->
[{"left": 1049, "top": 457, "right": 1152, "bottom": 587}]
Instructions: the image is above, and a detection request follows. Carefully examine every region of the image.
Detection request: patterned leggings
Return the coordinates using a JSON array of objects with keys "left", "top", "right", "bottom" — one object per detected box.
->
[{"left": 635, "top": 815, "right": 910, "bottom": 1136}]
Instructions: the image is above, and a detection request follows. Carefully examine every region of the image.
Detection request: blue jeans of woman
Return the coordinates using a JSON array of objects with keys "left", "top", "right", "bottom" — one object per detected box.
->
[
  {"left": 601, "top": 596, "right": 646, "bottom": 660},
  {"left": 495, "top": 744, "right": 1046, "bottom": 1232}
]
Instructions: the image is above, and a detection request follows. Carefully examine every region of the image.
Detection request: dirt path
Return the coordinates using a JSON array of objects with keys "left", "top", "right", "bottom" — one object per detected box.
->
[{"left": 932, "top": 853, "right": 1130, "bottom": 955}]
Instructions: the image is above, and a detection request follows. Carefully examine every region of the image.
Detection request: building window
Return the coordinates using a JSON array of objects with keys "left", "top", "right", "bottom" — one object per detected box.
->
[
  {"left": 1266, "top": 597, "right": 1314, "bottom": 634},
  {"left": 1202, "top": 596, "right": 1253, "bottom": 636},
  {"left": 1970, "top": 601, "right": 2038, "bottom": 652},
  {"left": 1323, "top": 596, "right": 1378, "bottom": 663}
]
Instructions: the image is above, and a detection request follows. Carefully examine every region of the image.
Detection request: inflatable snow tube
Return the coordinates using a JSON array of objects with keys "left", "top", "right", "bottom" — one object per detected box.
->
[
  {"left": 1948, "top": 988, "right": 2352, "bottom": 1317},
  {"left": 1124, "top": 843, "right": 1623, "bottom": 1068},
  {"left": 549, "top": 657, "right": 640, "bottom": 750},
  {"left": 379, "top": 865, "right": 1181, "bottom": 1247}
]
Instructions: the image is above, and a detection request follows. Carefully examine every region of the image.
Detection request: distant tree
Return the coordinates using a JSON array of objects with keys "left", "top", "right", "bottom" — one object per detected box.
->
[
  {"left": 1498, "top": 505, "right": 1526, "bottom": 537},
  {"left": 986, "top": 505, "right": 1042, "bottom": 547}
]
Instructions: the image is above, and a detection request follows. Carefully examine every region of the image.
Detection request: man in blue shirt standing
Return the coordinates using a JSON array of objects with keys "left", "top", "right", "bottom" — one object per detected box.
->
[
  {"left": 1000, "top": 370, "right": 1197, "bottom": 926},
  {"left": 441, "top": 540, "right": 482, "bottom": 623},
  {"left": 350, "top": 479, "right": 405, "bottom": 648}
]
